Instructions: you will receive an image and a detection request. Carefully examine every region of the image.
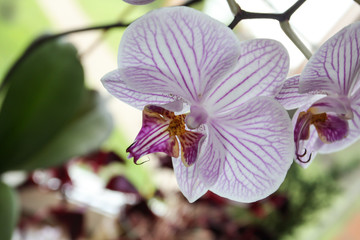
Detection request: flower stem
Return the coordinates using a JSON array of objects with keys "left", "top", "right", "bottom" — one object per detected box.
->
[
  {"left": 228, "top": 0, "right": 306, "bottom": 29},
  {"left": 280, "top": 21, "right": 312, "bottom": 59},
  {"left": 0, "top": 22, "right": 129, "bottom": 91},
  {"left": 226, "top": 0, "right": 241, "bottom": 15},
  {"left": 228, "top": 0, "right": 310, "bottom": 59}
]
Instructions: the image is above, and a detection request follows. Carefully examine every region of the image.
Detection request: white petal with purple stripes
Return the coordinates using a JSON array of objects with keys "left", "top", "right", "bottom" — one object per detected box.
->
[
  {"left": 118, "top": 7, "right": 242, "bottom": 104},
  {"left": 300, "top": 22, "right": 360, "bottom": 96},
  {"left": 101, "top": 70, "right": 174, "bottom": 110},
  {"left": 196, "top": 125, "right": 225, "bottom": 187},
  {"left": 205, "top": 39, "right": 289, "bottom": 113},
  {"left": 172, "top": 156, "right": 208, "bottom": 203},
  {"left": 208, "top": 97, "right": 294, "bottom": 202},
  {"left": 275, "top": 75, "right": 323, "bottom": 110}
]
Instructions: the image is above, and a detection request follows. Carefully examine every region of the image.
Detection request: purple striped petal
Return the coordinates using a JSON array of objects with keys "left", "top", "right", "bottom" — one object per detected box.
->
[
  {"left": 275, "top": 75, "right": 321, "bottom": 110},
  {"left": 178, "top": 131, "right": 206, "bottom": 167},
  {"left": 127, "top": 105, "right": 180, "bottom": 163},
  {"left": 196, "top": 125, "right": 225, "bottom": 187},
  {"left": 206, "top": 97, "right": 294, "bottom": 202},
  {"left": 172, "top": 157, "right": 208, "bottom": 203},
  {"left": 118, "top": 7, "right": 242, "bottom": 104},
  {"left": 205, "top": 39, "right": 289, "bottom": 113},
  {"left": 101, "top": 70, "right": 174, "bottom": 110},
  {"left": 123, "top": 0, "right": 154, "bottom": 5},
  {"left": 300, "top": 22, "right": 360, "bottom": 96}
]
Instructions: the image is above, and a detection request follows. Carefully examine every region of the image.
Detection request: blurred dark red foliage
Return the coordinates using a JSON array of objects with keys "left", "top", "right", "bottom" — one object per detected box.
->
[
  {"left": 81, "top": 150, "right": 125, "bottom": 172},
  {"left": 106, "top": 175, "right": 140, "bottom": 196}
]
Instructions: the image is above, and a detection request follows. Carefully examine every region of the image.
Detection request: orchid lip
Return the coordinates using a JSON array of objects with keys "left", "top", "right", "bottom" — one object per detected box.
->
[
  {"left": 126, "top": 105, "right": 205, "bottom": 167},
  {"left": 293, "top": 111, "right": 313, "bottom": 163},
  {"left": 296, "top": 148, "right": 312, "bottom": 163},
  {"left": 294, "top": 99, "right": 350, "bottom": 163}
]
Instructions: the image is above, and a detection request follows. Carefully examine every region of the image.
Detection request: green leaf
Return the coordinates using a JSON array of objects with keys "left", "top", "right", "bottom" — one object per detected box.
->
[
  {"left": 19, "top": 90, "right": 113, "bottom": 170},
  {"left": 0, "top": 40, "right": 85, "bottom": 172},
  {"left": 0, "top": 181, "right": 19, "bottom": 240}
]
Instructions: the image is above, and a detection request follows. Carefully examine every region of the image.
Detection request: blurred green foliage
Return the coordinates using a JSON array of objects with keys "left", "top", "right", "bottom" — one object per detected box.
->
[
  {"left": 75, "top": 0, "right": 204, "bottom": 52},
  {"left": 0, "top": 39, "right": 113, "bottom": 172},
  {"left": 0, "top": 181, "right": 18, "bottom": 240},
  {"left": 101, "top": 129, "right": 157, "bottom": 198},
  {"left": 0, "top": 0, "right": 51, "bottom": 80},
  {"left": 0, "top": 40, "right": 82, "bottom": 171},
  {"left": 227, "top": 149, "right": 360, "bottom": 240}
]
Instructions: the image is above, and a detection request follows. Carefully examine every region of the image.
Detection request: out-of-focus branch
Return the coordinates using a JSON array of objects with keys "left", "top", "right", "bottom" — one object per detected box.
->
[
  {"left": 1, "top": 22, "right": 129, "bottom": 91},
  {"left": 183, "top": 0, "right": 203, "bottom": 6},
  {"left": 228, "top": 0, "right": 306, "bottom": 28},
  {"left": 227, "top": 0, "right": 241, "bottom": 15},
  {"left": 228, "top": 0, "right": 311, "bottom": 59},
  {"left": 280, "top": 21, "right": 312, "bottom": 59},
  {"left": 1, "top": 0, "right": 204, "bottom": 91}
]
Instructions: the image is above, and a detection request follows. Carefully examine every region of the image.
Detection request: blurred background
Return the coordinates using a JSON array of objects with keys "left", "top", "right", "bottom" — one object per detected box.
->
[{"left": 1, "top": 0, "right": 360, "bottom": 239}]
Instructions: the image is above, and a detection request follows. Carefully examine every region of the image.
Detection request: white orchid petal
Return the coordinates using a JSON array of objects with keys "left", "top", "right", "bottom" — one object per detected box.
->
[
  {"left": 206, "top": 39, "right": 289, "bottom": 113},
  {"left": 172, "top": 157, "right": 208, "bottom": 203},
  {"left": 101, "top": 70, "right": 173, "bottom": 110},
  {"left": 275, "top": 75, "right": 322, "bottom": 110},
  {"left": 118, "top": 7, "right": 242, "bottom": 104},
  {"left": 207, "top": 97, "right": 293, "bottom": 202},
  {"left": 196, "top": 125, "right": 225, "bottom": 187},
  {"left": 300, "top": 22, "right": 360, "bottom": 96}
]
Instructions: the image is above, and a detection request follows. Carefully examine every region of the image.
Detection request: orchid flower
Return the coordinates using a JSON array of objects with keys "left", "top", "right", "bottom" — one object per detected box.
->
[
  {"left": 276, "top": 21, "right": 360, "bottom": 167},
  {"left": 102, "top": 7, "right": 294, "bottom": 202}
]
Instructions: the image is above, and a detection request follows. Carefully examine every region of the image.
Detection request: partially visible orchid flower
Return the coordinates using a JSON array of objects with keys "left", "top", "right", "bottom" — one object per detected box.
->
[
  {"left": 276, "top": 22, "right": 360, "bottom": 167},
  {"left": 102, "top": 7, "right": 294, "bottom": 202},
  {"left": 123, "top": 0, "right": 154, "bottom": 5}
]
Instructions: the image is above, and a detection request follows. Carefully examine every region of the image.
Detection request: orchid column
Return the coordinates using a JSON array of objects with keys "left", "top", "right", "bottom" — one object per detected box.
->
[{"left": 102, "top": 7, "right": 294, "bottom": 203}]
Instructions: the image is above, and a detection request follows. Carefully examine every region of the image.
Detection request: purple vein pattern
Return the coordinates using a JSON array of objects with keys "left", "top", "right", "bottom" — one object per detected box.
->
[
  {"left": 207, "top": 97, "right": 293, "bottom": 202},
  {"left": 206, "top": 39, "right": 289, "bottom": 113},
  {"left": 102, "top": 70, "right": 174, "bottom": 110},
  {"left": 276, "top": 21, "right": 360, "bottom": 167},
  {"left": 300, "top": 22, "right": 360, "bottom": 95},
  {"left": 102, "top": 7, "right": 294, "bottom": 203},
  {"left": 275, "top": 75, "right": 323, "bottom": 110},
  {"left": 118, "top": 7, "right": 242, "bottom": 103}
]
